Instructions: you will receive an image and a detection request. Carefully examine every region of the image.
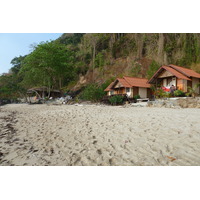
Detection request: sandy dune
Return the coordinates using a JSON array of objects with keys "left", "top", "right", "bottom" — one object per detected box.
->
[{"left": 0, "top": 104, "right": 200, "bottom": 166}]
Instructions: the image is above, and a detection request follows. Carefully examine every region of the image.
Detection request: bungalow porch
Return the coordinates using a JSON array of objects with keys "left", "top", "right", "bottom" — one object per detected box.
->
[
  {"left": 104, "top": 76, "right": 152, "bottom": 99},
  {"left": 148, "top": 64, "right": 200, "bottom": 94}
]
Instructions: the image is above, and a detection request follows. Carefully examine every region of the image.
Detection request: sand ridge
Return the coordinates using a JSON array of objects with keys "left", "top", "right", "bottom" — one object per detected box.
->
[{"left": 0, "top": 104, "right": 200, "bottom": 166}]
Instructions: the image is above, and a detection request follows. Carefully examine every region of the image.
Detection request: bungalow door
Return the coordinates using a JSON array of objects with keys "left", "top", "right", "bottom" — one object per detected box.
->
[{"left": 139, "top": 87, "right": 147, "bottom": 98}]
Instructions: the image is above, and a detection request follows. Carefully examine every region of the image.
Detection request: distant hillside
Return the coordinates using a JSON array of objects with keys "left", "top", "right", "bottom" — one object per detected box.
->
[
  {"left": 58, "top": 33, "right": 200, "bottom": 90},
  {"left": 1, "top": 33, "right": 200, "bottom": 100}
]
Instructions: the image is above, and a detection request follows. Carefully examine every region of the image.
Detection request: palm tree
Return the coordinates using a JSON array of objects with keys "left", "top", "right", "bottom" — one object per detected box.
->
[{"left": 186, "top": 83, "right": 200, "bottom": 98}]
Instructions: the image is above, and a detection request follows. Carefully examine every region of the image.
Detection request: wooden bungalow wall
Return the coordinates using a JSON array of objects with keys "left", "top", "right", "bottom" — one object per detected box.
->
[
  {"left": 113, "top": 88, "right": 126, "bottom": 95},
  {"left": 107, "top": 87, "right": 152, "bottom": 98},
  {"left": 177, "top": 79, "right": 187, "bottom": 92},
  {"left": 147, "top": 88, "right": 152, "bottom": 98},
  {"left": 133, "top": 87, "right": 139, "bottom": 97}
]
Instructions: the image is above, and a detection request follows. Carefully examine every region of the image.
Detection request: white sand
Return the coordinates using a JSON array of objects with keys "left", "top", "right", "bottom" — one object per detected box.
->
[{"left": 0, "top": 103, "right": 200, "bottom": 166}]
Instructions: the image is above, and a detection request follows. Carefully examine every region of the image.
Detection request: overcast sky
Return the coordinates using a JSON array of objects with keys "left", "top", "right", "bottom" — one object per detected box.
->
[{"left": 0, "top": 33, "right": 62, "bottom": 74}]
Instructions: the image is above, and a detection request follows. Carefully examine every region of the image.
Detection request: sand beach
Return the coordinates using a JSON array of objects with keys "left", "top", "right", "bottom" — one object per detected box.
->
[{"left": 0, "top": 103, "right": 200, "bottom": 166}]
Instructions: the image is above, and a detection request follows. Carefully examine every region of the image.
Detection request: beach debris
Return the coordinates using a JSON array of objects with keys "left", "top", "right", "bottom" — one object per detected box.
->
[{"left": 166, "top": 156, "right": 176, "bottom": 162}]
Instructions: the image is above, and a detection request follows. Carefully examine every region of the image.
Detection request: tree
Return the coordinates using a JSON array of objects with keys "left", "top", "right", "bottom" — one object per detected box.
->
[
  {"left": 147, "top": 60, "right": 160, "bottom": 79},
  {"left": 80, "top": 82, "right": 109, "bottom": 102},
  {"left": 20, "top": 41, "right": 76, "bottom": 90},
  {"left": 59, "top": 33, "right": 85, "bottom": 45},
  {"left": 0, "top": 55, "right": 28, "bottom": 100},
  {"left": 10, "top": 55, "right": 26, "bottom": 74},
  {"left": 0, "top": 74, "right": 20, "bottom": 99}
]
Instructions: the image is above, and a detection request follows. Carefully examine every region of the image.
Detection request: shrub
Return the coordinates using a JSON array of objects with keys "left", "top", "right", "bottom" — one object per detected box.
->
[
  {"left": 79, "top": 80, "right": 115, "bottom": 102},
  {"left": 154, "top": 89, "right": 166, "bottom": 98},
  {"left": 133, "top": 94, "right": 140, "bottom": 100},
  {"left": 109, "top": 95, "right": 124, "bottom": 105},
  {"left": 80, "top": 83, "right": 107, "bottom": 102},
  {"left": 153, "top": 89, "right": 172, "bottom": 98},
  {"left": 165, "top": 92, "right": 172, "bottom": 98},
  {"left": 174, "top": 90, "right": 185, "bottom": 97},
  {"left": 186, "top": 84, "right": 200, "bottom": 97}
]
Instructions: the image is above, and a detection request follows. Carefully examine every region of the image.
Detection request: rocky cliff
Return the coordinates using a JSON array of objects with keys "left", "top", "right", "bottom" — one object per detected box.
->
[{"left": 59, "top": 33, "right": 200, "bottom": 90}]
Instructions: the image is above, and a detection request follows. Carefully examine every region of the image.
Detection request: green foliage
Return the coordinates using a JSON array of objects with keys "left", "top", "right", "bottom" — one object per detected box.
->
[
  {"left": 10, "top": 55, "right": 26, "bottom": 74},
  {"left": 109, "top": 95, "right": 124, "bottom": 105},
  {"left": 95, "top": 34, "right": 110, "bottom": 52},
  {"left": 177, "top": 34, "right": 200, "bottom": 66},
  {"left": 0, "top": 55, "right": 28, "bottom": 99},
  {"left": 164, "top": 34, "right": 177, "bottom": 55},
  {"left": 154, "top": 89, "right": 170, "bottom": 98},
  {"left": 130, "top": 62, "right": 142, "bottom": 77},
  {"left": 80, "top": 83, "right": 107, "bottom": 102},
  {"left": 80, "top": 80, "right": 112, "bottom": 102},
  {"left": 112, "top": 34, "right": 136, "bottom": 58},
  {"left": 101, "top": 80, "right": 113, "bottom": 90},
  {"left": 0, "top": 74, "right": 21, "bottom": 99},
  {"left": 186, "top": 83, "right": 200, "bottom": 97},
  {"left": 84, "top": 53, "right": 92, "bottom": 64},
  {"left": 147, "top": 60, "right": 160, "bottom": 80},
  {"left": 75, "top": 61, "right": 89, "bottom": 75},
  {"left": 20, "top": 41, "right": 76, "bottom": 89},
  {"left": 186, "top": 87, "right": 195, "bottom": 97},
  {"left": 133, "top": 94, "right": 140, "bottom": 100},
  {"left": 59, "top": 33, "right": 85, "bottom": 45},
  {"left": 174, "top": 90, "right": 185, "bottom": 97},
  {"left": 95, "top": 52, "right": 106, "bottom": 68},
  {"left": 2, "top": 33, "right": 200, "bottom": 103}
]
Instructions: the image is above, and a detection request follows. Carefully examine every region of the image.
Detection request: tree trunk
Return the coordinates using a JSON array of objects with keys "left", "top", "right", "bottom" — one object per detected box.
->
[
  {"left": 136, "top": 33, "right": 144, "bottom": 59},
  {"left": 158, "top": 33, "right": 165, "bottom": 64},
  {"left": 92, "top": 42, "right": 96, "bottom": 82},
  {"left": 47, "top": 81, "right": 51, "bottom": 98}
]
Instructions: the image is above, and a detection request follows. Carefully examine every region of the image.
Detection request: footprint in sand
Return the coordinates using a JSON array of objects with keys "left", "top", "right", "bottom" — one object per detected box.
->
[{"left": 97, "top": 149, "right": 102, "bottom": 155}]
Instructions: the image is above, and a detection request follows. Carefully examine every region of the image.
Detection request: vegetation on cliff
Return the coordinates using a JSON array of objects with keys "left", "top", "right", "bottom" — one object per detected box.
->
[{"left": 0, "top": 33, "right": 200, "bottom": 100}]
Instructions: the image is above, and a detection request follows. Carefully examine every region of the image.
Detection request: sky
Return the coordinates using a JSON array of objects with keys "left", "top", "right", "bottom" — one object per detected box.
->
[{"left": 0, "top": 33, "right": 63, "bottom": 74}]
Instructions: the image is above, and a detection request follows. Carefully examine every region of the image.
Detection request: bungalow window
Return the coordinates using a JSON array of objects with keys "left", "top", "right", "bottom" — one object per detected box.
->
[{"left": 126, "top": 88, "right": 130, "bottom": 93}]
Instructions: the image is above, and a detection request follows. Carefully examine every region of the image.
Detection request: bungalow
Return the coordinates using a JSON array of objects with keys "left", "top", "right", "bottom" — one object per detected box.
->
[
  {"left": 148, "top": 64, "right": 200, "bottom": 94},
  {"left": 104, "top": 76, "right": 151, "bottom": 98}
]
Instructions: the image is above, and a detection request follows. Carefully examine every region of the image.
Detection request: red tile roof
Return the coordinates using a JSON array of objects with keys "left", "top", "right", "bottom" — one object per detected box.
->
[
  {"left": 104, "top": 76, "right": 151, "bottom": 91},
  {"left": 162, "top": 66, "right": 191, "bottom": 80},
  {"left": 123, "top": 76, "right": 151, "bottom": 88},
  {"left": 148, "top": 64, "right": 197, "bottom": 84},
  {"left": 169, "top": 64, "right": 200, "bottom": 79},
  {"left": 116, "top": 78, "right": 132, "bottom": 88}
]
